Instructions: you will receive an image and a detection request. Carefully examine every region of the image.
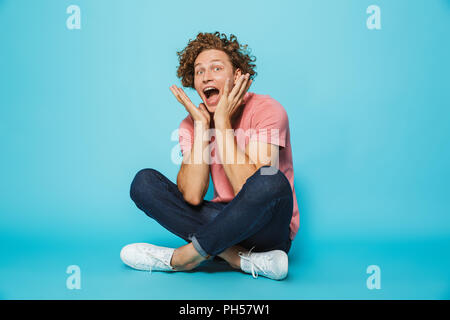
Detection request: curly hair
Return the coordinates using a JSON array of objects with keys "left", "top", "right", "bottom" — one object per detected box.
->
[{"left": 176, "top": 31, "right": 257, "bottom": 89}]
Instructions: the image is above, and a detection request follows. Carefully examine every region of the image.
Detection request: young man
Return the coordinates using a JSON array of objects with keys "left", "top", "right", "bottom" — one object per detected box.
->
[{"left": 121, "top": 32, "right": 299, "bottom": 280}]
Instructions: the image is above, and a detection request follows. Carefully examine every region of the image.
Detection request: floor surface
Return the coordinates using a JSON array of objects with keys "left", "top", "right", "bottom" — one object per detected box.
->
[{"left": 1, "top": 231, "right": 449, "bottom": 300}]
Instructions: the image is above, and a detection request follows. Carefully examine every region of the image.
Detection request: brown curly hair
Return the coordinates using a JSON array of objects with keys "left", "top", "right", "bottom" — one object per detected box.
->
[{"left": 176, "top": 31, "right": 257, "bottom": 89}]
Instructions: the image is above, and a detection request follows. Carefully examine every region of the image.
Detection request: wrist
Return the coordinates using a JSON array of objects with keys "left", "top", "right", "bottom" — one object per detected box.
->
[
  {"left": 194, "top": 120, "right": 210, "bottom": 130},
  {"left": 213, "top": 116, "right": 230, "bottom": 129}
]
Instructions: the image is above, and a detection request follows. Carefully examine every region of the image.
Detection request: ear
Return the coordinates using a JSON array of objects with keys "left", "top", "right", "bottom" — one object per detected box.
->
[{"left": 233, "top": 68, "right": 243, "bottom": 84}]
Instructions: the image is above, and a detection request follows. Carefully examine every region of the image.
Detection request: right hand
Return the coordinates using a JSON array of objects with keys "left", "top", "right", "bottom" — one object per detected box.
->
[{"left": 170, "top": 85, "right": 210, "bottom": 127}]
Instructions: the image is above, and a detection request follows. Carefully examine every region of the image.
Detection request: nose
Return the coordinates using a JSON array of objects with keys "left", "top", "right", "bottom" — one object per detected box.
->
[{"left": 202, "top": 69, "right": 213, "bottom": 83}]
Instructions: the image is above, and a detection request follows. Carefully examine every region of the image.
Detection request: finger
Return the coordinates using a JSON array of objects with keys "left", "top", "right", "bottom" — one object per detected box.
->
[
  {"left": 230, "top": 75, "right": 249, "bottom": 110},
  {"left": 229, "top": 74, "right": 246, "bottom": 101},
  {"left": 232, "top": 78, "right": 252, "bottom": 113},
  {"left": 247, "top": 78, "right": 253, "bottom": 90},
  {"left": 236, "top": 74, "right": 250, "bottom": 102},
  {"left": 173, "top": 86, "right": 197, "bottom": 114},
  {"left": 170, "top": 85, "right": 184, "bottom": 104},
  {"left": 175, "top": 88, "right": 190, "bottom": 107},
  {"left": 199, "top": 104, "right": 211, "bottom": 122},
  {"left": 199, "top": 103, "right": 210, "bottom": 116},
  {"left": 223, "top": 78, "right": 231, "bottom": 98},
  {"left": 175, "top": 86, "right": 188, "bottom": 102},
  {"left": 176, "top": 87, "right": 195, "bottom": 107},
  {"left": 169, "top": 85, "right": 178, "bottom": 98},
  {"left": 242, "top": 78, "right": 253, "bottom": 97},
  {"left": 198, "top": 102, "right": 207, "bottom": 113}
]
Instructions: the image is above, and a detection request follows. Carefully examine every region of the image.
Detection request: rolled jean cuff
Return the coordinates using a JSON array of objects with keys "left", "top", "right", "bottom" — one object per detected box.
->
[{"left": 191, "top": 235, "right": 213, "bottom": 259}]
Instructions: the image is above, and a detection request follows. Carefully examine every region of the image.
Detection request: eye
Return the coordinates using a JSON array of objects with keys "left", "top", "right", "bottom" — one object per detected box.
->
[
  {"left": 213, "top": 66, "right": 222, "bottom": 71},
  {"left": 196, "top": 70, "right": 203, "bottom": 75}
]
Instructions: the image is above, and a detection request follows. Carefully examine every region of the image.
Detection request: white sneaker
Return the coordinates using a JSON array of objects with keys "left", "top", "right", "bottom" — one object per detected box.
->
[
  {"left": 239, "top": 249, "right": 288, "bottom": 280},
  {"left": 120, "top": 243, "right": 177, "bottom": 273}
]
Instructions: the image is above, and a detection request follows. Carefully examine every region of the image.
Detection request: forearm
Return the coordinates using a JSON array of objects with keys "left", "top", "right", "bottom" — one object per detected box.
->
[
  {"left": 177, "top": 122, "right": 211, "bottom": 205},
  {"left": 215, "top": 120, "right": 257, "bottom": 196}
]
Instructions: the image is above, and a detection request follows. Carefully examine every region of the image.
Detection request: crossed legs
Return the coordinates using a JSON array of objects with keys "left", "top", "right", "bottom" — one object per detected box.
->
[{"left": 129, "top": 166, "right": 293, "bottom": 272}]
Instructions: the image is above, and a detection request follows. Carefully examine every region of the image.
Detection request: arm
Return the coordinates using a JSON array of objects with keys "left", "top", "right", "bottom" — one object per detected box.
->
[
  {"left": 215, "top": 119, "right": 279, "bottom": 196},
  {"left": 177, "top": 121, "right": 211, "bottom": 205},
  {"left": 169, "top": 84, "right": 212, "bottom": 206},
  {"left": 214, "top": 119, "right": 255, "bottom": 195},
  {"left": 214, "top": 73, "right": 280, "bottom": 196}
]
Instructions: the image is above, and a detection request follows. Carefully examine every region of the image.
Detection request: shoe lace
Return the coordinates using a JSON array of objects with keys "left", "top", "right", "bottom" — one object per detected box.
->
[
  {"left": 137, "top": 247, "right": 173, "bottom": 274},
  {"left": 238, "top": 247, "right": 273, "bottom": 279}
]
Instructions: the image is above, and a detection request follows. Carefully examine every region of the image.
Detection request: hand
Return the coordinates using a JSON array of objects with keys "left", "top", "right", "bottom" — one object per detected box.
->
[
  {"left": 170, "top": 85, "right": 211, "bottom": 127},
  {"left": 213, "top": 73, "right": 252, "bottom": 127}
]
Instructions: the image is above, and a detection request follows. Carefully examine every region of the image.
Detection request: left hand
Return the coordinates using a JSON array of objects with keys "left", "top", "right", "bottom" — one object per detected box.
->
[{"left": 213, "top": 73, "right": 252, "bottom": 126}]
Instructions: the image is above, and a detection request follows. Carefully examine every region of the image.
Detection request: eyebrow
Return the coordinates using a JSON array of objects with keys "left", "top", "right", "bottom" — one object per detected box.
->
[{"left": 194, "top": 59, "right": 224, "bottom": 68}]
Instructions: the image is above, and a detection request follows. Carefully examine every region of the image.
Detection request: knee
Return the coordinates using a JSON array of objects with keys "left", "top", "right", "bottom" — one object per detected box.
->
[
  {"left": 130, "top": 168, "right": 160, "bottom": 203},
  {"left": 248, "top": 166, "right": 291, "bottom": 198}
]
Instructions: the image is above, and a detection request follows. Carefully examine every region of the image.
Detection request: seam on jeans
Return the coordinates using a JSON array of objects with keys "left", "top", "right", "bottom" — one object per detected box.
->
[
  {"left": 237, "top": 196, "right": 292, "bottom": 254},
  {"left": 211, "top": 196, "right": 281, "bottom": 256},
  {"left": 140, "top": 208, "right": 192, "bottom": 243}
]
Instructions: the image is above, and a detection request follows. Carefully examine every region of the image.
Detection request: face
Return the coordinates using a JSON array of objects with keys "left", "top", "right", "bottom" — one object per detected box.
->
[{"left": 193, "top": 49, "right": 242, "bottom": 113}]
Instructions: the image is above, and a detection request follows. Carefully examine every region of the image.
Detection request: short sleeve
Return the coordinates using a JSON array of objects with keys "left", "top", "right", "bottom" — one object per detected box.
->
[
  {"left": 249, "top": 99, "right": 289, "bottom": 148},
  {"left": 178, "top": 116, "right": 194, "bottom": 157}
]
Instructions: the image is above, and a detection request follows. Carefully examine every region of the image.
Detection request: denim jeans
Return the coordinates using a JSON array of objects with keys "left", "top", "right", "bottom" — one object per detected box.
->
[{"left": 129, "top": 165, "right": 293, "bottom": 258}]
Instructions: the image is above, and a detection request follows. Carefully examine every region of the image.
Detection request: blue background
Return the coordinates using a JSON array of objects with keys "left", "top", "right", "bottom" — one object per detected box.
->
[{"left": 1, "top": 0, "right": 449, "bottom": 299}]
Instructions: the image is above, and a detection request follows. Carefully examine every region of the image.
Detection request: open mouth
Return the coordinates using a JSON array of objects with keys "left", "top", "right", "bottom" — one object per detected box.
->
[{"left": 203, "top": 87, "right": 220, "bottom": 106}]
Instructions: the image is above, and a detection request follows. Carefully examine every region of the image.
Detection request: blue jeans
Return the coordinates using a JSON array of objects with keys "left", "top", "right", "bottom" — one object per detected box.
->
[{"left": 130, "top": 165, "right": 293, "bottom": 258}]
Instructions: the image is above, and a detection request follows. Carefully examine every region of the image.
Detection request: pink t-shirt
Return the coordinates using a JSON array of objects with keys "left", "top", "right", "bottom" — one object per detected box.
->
[{"left": 178, "top": 92, "right": 300, "bottom": 240}]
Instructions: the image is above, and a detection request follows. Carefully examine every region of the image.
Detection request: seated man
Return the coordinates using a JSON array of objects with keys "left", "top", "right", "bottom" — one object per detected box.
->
[{"left": 120, "top": 32, "right": 300, "bottom": 280}]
